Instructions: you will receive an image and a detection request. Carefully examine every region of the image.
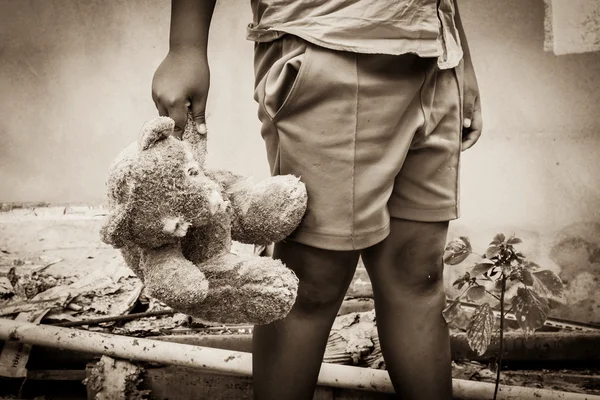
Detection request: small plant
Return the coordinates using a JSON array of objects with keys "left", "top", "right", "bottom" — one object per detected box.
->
[{"left": 442, "top": 234, "right": 564, "bottom": 399}]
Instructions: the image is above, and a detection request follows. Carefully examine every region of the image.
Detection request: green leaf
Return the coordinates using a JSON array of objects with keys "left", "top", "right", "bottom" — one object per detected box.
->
[
  {"left": 507, "top": 237, "right": 522, "bottom": 245},
  {"left": 471, "top": 262, "right": 495, "bottom": 277},
  {"left": 466, "top": 303, "right": 495, "bottom": 356},
  {"left": 512, "top": 287, "right": 549, "bottom": 335},
  {"left": 487, "top": 266, "right": 503, "bottom": 280},
  {"left": 523, "top": 261, "right": 540, "bottom": 270},
  {"left": 466, "top": 285, "right": 486, "bottom": 301},
  {"left": 491, "top": 233, "right": 506, "bottom": 245},
  {"left": 485, "top": 244, "right": 501, "bottom": 259},
  {"left": 452, "top": 272, "right": 470, "bottom": 290},
  {"left": 443, "top": 237, "right": 472, "bottom": 265},
  {"left": 486, "top": 234, "right": 508, "bottom": 259},
  {"left": 521, "top": 268, "right": 535, "bottom": 286},
  {"left": 533, "top": 270, "right": 564, "bottom": 298},
  {"left": 442, "top": 297, "right": 462, "bottom": 323}
]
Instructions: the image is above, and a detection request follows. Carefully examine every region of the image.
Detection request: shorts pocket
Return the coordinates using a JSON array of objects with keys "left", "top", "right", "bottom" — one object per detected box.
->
[{"left": 261, "top": 37, "right": 314, "bottom": 121}]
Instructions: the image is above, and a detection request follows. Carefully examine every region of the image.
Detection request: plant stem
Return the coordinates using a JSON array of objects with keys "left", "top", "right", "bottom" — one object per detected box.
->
[
  {"left": 484, "top": 289, "right": 501, "bottom": 301},
  {"left": 494, "top": 275, "right": 507, "bottom": 400},
  {"left": 502, "top": 306, "right": 513, "bottom": 319}
]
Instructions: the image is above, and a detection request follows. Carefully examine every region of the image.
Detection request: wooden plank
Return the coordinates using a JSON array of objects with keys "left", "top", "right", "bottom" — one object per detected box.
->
[
  {"left": 18, "top": 365, "right": 600, "bottom": 399},
  {"left": 11, "top": 329, "right": 600, "bottom": 374},
  {"left": 141, "top": 365, "right": 395, "bottom": 400},
  {"left": 338, "top": 298, "right": 375, "bottom": 315},
  {"left": 451, "top": 331, "right": 600, "bottom": 362},
  {"left": 27, "top": 369, "right": 86, "bottom": 381}
]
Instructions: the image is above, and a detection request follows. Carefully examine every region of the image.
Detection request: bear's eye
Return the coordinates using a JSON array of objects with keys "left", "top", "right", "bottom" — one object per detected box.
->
[{"left": 187, "top": 167, "right": 199, "bottom": 176}]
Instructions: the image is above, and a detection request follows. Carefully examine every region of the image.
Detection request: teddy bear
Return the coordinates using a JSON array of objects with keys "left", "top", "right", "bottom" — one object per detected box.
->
[{"left": 99, "top": 114, "right": 307, "bottom": 324}]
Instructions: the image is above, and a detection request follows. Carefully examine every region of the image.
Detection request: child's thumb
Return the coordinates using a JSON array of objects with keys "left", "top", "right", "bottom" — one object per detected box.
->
[
  {"left": 462, "top": 91, "right": 478, "bottom": 129},
  {"left": 191, "top": 101, "right": 207, "bottom": 135}
]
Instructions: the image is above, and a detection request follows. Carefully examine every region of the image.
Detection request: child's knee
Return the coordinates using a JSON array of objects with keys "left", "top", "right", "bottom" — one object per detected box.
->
[
  {"left": 401, "top": 258, "right": 445, "bottom": 297},
  {"left": 366, "top": 233, "right": 447, "bottom": 295},
  {"left": 294, "top": 280, "right": 347, "bottom": 314}
]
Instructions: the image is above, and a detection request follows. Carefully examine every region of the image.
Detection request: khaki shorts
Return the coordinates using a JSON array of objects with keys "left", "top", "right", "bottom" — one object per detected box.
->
[{"left": 253, "top": 35, "right": 464, "bottom": 251}]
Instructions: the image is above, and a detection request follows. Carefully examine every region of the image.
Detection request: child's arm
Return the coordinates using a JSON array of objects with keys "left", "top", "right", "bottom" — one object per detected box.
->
[
  {"left": 454, "top": 0, "right": 483, "bottom": 151},
  {"left": 152, "top": 0, "right": 217, "bottom": 137}
]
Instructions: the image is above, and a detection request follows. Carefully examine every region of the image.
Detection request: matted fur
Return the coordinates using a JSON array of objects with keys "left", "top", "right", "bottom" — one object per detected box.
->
[{"left": 100, "top": 114, "right": 307, "bottom": 324}]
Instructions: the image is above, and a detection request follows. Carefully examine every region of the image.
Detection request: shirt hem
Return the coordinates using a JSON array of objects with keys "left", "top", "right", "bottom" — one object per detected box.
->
[{"left": 247, "top": 26, "right": 462, "bottom": 69}]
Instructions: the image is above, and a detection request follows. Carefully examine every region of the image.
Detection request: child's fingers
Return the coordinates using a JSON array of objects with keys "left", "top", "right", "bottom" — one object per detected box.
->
[
  {"left": 166, "top": 104, "right": 189, "bottom": 138},
  {"left": 155, "top": 101, "right": 168, "bottom": 117},
  {"left": 461, "top": 125, "right": 482, "bottom": 152},
  {"left": 191, "top": 99, "right": 207, "bottom": 135},
  {"left": 461, "top": 134, "right": 477, "bottom": 151}
]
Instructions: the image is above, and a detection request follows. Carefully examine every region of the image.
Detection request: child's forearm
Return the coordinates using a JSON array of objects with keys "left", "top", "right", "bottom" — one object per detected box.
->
[{"left": 169, "top": 0, "right": 217, "bottom": 54}]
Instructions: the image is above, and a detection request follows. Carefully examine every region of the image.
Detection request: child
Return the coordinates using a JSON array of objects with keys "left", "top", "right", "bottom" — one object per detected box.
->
[{"left": 152, "top": 1, "right": 482, "bottom": 399}]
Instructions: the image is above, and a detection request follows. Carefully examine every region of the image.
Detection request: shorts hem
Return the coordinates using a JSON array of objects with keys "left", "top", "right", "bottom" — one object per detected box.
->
[
  {"left": 286, "top": 224, "right": 390, "bottom": 251},
  {"left": 389, "top": 205, "right": 459, "bottom": 222}
]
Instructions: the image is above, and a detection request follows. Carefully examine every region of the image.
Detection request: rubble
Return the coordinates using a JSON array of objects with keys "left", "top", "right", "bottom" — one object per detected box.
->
[
  {"left": 324, "top": 310, "right": 384, "bottom": 369},
  {"left": 84, "top": 356, "right": 150, "bottom": 400}
]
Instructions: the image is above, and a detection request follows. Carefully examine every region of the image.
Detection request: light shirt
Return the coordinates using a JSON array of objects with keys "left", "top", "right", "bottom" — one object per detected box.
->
[{"left": 247, "top": 0, "right": 463, "bottom": 70}]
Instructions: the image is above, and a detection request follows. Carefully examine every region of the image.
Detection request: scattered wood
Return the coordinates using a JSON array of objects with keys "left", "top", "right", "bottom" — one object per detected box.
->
[
  {"left": 324, "top": 310, "right": 383, "bottom": 368},
  {"left": 111, "top": 310, "right": 190, "bottom": 337},
  {"left": 451, "top": 331, "right": 600, "bottom": 362},
  {"left": 4, "top": 312, "right": 598, "bottom": 376},
  {"left": 338, "top": 297, "right": 374, "bottom": 316},
  {"left": 0, "top": 297, "right": 70, "bottom": 317},
  {"left": 0, "top": 277, "right": 13, "bottom": 300},
  {"left": 140, "top": 365, "right": 393, "bottom": 400},
  {"left": 452, "top": 361, "right": 600, "bottom": 395},
  {"left": 155, "top": 333, "right": 253, "bottom": 353},
  {"left": 0, "top": 310, "right": 48, "bottom": 378},
  {"left": 53, "top": 309, "right": 176, "bottom": 328},
  {"left": 17, "top": 364, "right": 599, "bottom": 399},
  {"left": 322, "top": 311, "right": 600, "bottom": 366},
  {"left": 27, "top": 369, "right": 87, "bottom": 381},
  {"left": 2, "top": 319, "right": 600, "bottom": 400}
]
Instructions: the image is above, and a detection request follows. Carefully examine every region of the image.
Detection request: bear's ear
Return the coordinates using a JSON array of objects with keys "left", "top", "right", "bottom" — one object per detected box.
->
[
  {"left": 100, "top": 205, "right": 130, "bottom": 248},
  {"left": 138, "top": 117, "right": 175, "bottom": 151}
]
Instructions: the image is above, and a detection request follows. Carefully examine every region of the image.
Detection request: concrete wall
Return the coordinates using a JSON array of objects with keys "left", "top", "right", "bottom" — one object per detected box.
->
[{"left": 1, "top": 1, "right": 599, "bottom": 322}]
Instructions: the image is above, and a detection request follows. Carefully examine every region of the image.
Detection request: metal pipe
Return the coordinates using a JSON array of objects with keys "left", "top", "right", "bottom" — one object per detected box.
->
[{"left": 0, "top": 319, "right": 597, "bottom": 400}]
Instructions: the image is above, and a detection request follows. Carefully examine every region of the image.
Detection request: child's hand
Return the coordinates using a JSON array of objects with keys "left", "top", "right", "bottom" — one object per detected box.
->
[
  {"left": 152, "top": 48, "right": 210, "bottom": 138},
  {"left": 461, "top": 61, "right": 482, "bottom": 151}
]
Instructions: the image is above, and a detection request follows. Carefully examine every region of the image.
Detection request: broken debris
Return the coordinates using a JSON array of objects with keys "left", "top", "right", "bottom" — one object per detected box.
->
[
  {"left": 324, "top": 310, "right": 384, "bottom": 369},
  {"left": 84, "top": 356, "right": 150, "bottom": 400}
]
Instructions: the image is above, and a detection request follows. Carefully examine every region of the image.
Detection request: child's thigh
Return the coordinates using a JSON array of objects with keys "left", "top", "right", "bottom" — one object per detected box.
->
[{"left": 253, "top": 35, "right": 460, "bottom": 252}]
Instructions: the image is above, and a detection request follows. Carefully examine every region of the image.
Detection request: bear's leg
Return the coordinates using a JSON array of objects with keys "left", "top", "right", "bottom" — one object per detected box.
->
[
  {"left": 228, "top": 175, "right": 307, "bottom": 246},
  {"left": 189, "top": 252, "right": 299, "bottom": 324},
  {"left": 139, "top": 243, "right": 209, "bottom": 314}
]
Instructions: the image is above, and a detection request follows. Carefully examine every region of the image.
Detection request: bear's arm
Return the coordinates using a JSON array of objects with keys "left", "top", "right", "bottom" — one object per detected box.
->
[
  {"left": 208, "top": 172, "right": 307, "bottom": 246},
  {"left": 204, "top": 169, "right": 248, "bottom": 191}
]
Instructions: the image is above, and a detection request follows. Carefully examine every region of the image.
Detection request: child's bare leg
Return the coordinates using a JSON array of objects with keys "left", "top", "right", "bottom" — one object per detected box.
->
[
  {"left": 361, "top": 218, "right": 452, "bottom": 400},
  {"left": 253, "top": 240, "right": 360, "bottom": 400}
]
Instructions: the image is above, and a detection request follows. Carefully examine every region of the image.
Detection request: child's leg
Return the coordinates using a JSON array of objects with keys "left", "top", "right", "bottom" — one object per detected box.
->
[
  {"left": 252, "top": 240, "right": 360, "bottom": 400},
  {"left": 359, "top": 62, "right": 463, "bottom": 399},
  {"left": 252, "top": 34, "right": 461, "bottom": 400},
  {"left": 361, "top": 218, "right": 452, "bottom": 399}
]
